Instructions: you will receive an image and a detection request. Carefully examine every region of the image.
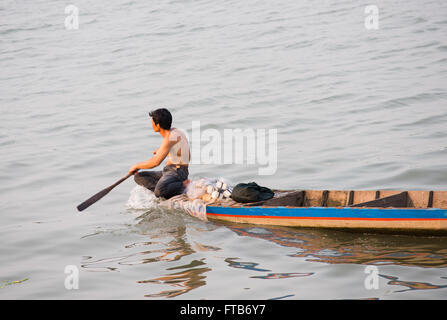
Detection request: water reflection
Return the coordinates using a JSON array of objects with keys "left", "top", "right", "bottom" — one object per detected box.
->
[
  {"left": 80, "top": 209, "right": 447, "bottom": 299},
  {"left": 225, "top": 258, "right": 271, "bottom": 272},
  {"left": 82, "top": 223, "right": 213, "bottom": 297},
  {"left": 81, "top": 226, "right": 195, "bottom": 271},
  {"left": 139, "top": 266, "right": 211, "bottom": 298},
  {"left": 135, "top": 225, "right": 216, "bottom": 298},
  {"left": 379, "top": 274, "right": 447, "bottom": 293},
  {"left": 81, "top": 206, "right": 217, "bottom": 298},
  {"left": 251, "top": 272, "right": 314, "bottom": 279},
  {"left": 269, "top": 294, "right": 295, "bottom": 300},
  {"left": 219, "top": 222, "right": 447, "bottom": 268}
]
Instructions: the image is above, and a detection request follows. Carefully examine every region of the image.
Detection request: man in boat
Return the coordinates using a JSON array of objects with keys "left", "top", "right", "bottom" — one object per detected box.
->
[{"left": 128, "top": 108, "right": 190, "bottom": 199}]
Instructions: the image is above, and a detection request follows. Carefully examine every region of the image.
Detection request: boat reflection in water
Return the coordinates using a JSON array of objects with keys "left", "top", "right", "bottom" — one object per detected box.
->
[
  {"left": 219, "top": 222, "right": 447, "bottom": 268},
  {"left": 83, "top": 207, "right": 447, "bottom": 298},
  {"left": 137, "top": 216, "right": 447, "bottom": 297},
  {"left": 219, "top": 221, "right": 447, "bottom": 294},
  {"left": 379, "top": 274, "right": 447, "bottom": 293}
]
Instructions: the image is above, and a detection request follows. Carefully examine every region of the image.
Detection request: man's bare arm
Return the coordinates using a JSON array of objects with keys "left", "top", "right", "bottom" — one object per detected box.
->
[{"left": 128, "top": 137, "right": 177, "bottom": 174}]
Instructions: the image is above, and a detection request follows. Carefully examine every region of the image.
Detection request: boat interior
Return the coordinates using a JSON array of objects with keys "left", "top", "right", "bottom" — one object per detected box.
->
[{"left": 217, "top": 190, "right": 447, "bottom": 209}]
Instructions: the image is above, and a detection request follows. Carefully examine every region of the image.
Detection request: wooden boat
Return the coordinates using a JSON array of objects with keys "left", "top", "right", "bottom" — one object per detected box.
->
[{"left": 205, "top": 189, "right": 447, "bottom": 235}]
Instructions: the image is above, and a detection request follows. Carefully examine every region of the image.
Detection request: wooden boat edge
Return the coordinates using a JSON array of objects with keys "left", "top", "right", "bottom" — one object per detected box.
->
[{"left": 205, "top": 189, "right": 447, "bottom": 234}]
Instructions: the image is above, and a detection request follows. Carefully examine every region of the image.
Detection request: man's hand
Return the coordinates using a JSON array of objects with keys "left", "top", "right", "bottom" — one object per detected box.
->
[{"left": 128, "top": 164, "right": 140, "bottom": 175}]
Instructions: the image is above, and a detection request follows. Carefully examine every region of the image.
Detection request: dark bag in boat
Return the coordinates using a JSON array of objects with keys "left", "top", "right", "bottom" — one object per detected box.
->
[{"left": 231, "top": 182, "right": 274, "bottom": 203}]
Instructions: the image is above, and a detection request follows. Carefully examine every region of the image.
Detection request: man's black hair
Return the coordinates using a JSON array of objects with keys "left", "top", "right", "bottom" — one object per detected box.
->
[{"left": 149, "top": 108, "right": 172, "bottom": 130}]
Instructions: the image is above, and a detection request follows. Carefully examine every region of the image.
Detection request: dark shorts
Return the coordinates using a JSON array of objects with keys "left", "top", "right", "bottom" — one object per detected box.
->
[{"left": 134, "top": 165, "right": 189, "bottom": 199}]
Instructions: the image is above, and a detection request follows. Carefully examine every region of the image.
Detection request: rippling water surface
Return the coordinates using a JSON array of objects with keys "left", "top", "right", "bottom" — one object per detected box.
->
[{"left": 1, "top": 0, "right": 447, "bottom": 299}]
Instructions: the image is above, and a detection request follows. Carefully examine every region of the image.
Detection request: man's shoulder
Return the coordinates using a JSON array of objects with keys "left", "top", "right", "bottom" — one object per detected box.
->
[
  {"left": 166, "top": 128, "right": 182, "bottom": 143},
  {"left": 169, "top": 128, "right": 188, "bottom": 139}
]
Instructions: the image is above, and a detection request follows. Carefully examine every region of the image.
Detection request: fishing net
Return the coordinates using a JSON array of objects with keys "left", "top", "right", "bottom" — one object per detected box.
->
[{"left": 127, "top": 177, "right": 234, "bottom": 221}]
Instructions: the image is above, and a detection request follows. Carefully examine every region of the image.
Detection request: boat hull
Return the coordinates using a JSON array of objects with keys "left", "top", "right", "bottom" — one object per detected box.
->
[{"left": 206, "top": 206, "right": 447, "bottom": 234}]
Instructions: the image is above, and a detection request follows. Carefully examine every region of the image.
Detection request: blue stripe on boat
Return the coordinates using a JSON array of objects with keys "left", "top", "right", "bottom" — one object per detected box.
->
[{"left": 206, "top": 206, "right": 447, "bottom": 220}]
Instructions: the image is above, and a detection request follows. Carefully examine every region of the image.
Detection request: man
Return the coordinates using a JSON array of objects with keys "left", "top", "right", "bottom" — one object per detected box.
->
[{"left": 128, "top": 108, "right": 190, "bottom": 199}]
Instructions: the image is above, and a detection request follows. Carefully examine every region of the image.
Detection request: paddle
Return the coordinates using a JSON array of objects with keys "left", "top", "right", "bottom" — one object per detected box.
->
[{"left": 77, "top": 172, "right": 134, "bottom": 212}]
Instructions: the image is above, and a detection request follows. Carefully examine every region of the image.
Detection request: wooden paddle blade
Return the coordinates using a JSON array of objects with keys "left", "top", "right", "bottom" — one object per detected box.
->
[{"left": 77, "top": 186, "right": 114, "bottom": 211}]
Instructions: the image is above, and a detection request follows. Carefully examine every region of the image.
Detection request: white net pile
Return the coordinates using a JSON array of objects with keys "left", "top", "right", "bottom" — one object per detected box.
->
[
  {"left": 127, "top": 177, "right": 233, "bottom": 221},
  {"left": 162, "top": 177, "right": 233, "bottom": 221}
]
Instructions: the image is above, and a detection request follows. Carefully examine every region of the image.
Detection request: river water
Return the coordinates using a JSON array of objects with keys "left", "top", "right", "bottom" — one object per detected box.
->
[{"left": 1, "top": 0, "right": 447, "bottom": 299}]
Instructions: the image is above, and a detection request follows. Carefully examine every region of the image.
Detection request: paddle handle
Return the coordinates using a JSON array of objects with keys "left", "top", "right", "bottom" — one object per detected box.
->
[
  {"left": 77, "top": 172, "right": 134, "bottom": 212},
  {"left": 110, "top": 172, "right": 133, "bottom": 189}
]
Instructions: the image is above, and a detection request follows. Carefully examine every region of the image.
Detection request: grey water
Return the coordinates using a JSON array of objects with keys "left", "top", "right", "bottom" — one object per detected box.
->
[{"left": 1, "top": 0, "right": 447, "bottom": 299}]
